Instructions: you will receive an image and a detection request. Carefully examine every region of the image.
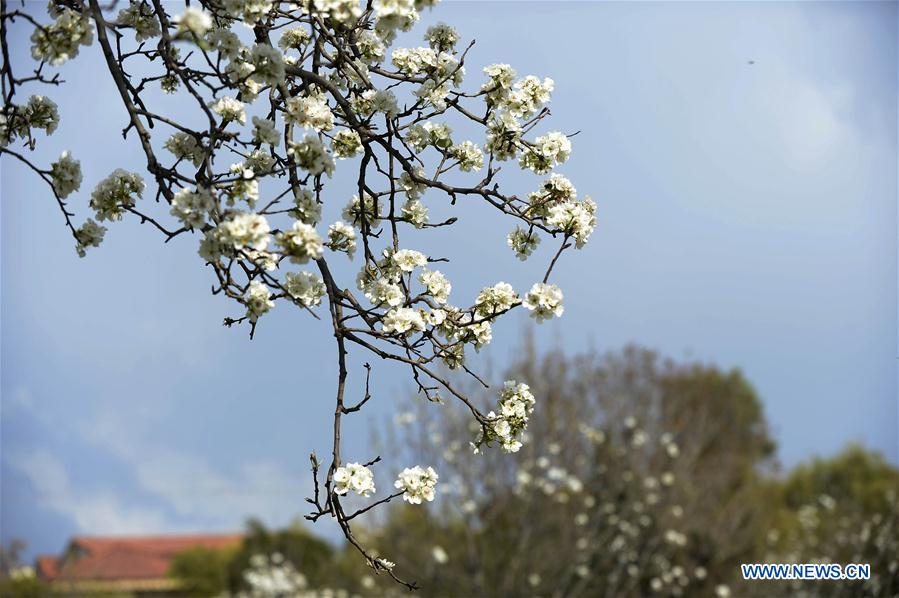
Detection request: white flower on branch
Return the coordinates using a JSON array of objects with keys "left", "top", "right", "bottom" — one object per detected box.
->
[
  {"left": 395, "top": 465, "right": 439, "bottom": 504},
  {"left": 170, "top": 187, "right": 214, "bottom": 229},
  {"left": 475, "top": 282, "right": 518, "bottom": 316},
  {"left": 382, "top": 307, "right": 426, "bottom": 336},
  {"left": 327, "top": 221, "right": 356, "bottom": 259},
  {"left": 507, "top": 227, "right": 540, "bottom": 260},
  {"left": 276, "top": 221, "right": 324, "bottom": 264},
  {"left": 333, "top": 462, "right": 376, "bottom": 497},
  {"left": 218, "top": 212, "right": 270, "bottom": 251},
  {"left": 245, "top": 281, "right": 274, "bottom": 322},
  {"left": 331, "top": 129, "right": 362, "bottom": 158},
  {"left": 90, "top": 169, "right": 144, "bottom": 222},
  {"left": 164, "top": 132, "right": 205, "bottom": 167},
  {"left": 30, "top": 8, "right": 93, "bottom": 66},
  {"left": 116, "top": 1, "right": 160, "bottom": 42},
  {"left": 210, "top": 96, "right": 246, "bottom": 125},
  {"left": 286, "top": 93, "right": 334, "bottom": 132},
  {"left": 522, "top": 282, "right": 564, "bottom": 322},
  {"left": 419, "top": 269, "right": 451, "bottom": 304},
  {"left": 285, "top": 271, "right": 326, "bottom": 307},
  {"left": 287, "top": 134, "right": 335, "bottom": 176},
  {"left": 49, "top": 151, "right": 82, "bottom": 199},
  {"left": 251, "top": 117, "right": 280, "bottom": 147},
  {"left": 391, "top": 249, "right": 427, "bottom": 272},
  {"left": 74, "top": 219, "right": 106, "bottom": 258},
  {"left": 207, "top": 28, "right": 242, "bottom": 60},
  {"left": 172, "top": 7, "right": 213, "bottom": 40},
  {"left": 519, "top": 131, "right": 572, "bottom": 174}
]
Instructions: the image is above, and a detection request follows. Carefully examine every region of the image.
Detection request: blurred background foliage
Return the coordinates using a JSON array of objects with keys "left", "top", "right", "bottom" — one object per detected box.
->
[{"left": 3, "top": 341, "right": 896, "bottom": 597}]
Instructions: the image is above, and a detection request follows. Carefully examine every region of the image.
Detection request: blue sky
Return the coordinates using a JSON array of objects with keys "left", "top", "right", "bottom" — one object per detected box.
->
[{"left": 2, "top": 1, "right": 896, "bottom": 560}]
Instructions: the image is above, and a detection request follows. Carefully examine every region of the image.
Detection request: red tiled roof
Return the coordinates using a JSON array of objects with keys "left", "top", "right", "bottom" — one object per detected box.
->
[
  {"left": 35, "top": 555, "right": 60, "bottom": 579},
  {"left": 36, "top": 533, "right": 242, "bottom": 582}
]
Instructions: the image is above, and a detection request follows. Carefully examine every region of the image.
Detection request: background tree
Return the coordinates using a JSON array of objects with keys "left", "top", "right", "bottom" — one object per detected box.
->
[
  {"left": 0, "top": 540, "right": 47, "bottom": 598},
  {"left": 757, "top": 446, "right": 899, "bottom": 598},
  {"left": 1, "top": 0, "right": 595, "bottom": 585},
  {"left": 359, "top": 340, "right": 777, "bottom": 596}
]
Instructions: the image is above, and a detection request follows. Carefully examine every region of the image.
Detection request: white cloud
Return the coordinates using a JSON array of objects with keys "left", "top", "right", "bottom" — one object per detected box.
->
[
  {"left": 81, "top": 413, "right": 310, "bottom": 532},
  {"left": 6, "top": 450, "right": 170, "bottom": 534}
]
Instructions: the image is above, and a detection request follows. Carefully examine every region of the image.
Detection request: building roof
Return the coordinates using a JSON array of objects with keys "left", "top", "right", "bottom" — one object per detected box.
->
[{"left": 36, "top": 533, "right": 242, "bottom": 582}]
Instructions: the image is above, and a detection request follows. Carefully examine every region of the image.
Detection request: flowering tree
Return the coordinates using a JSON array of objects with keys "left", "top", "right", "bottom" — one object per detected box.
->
[
  {"left": 0, "top": 0, "right": 595, "bottom": 586},
  {"left": 363, "top": 345, "right": 767, "bottom": 597}
]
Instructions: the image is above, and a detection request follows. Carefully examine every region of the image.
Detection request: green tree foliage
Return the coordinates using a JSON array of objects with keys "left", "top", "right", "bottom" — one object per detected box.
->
[
  {"left": 168, "top": 545, "right": 236, "bottom": 597},
  {"left": 169, "top": 519, "right": 340, "bottom": 596},
  {"left": 754, "top": 446, "right": 899, "bottom": 597}
]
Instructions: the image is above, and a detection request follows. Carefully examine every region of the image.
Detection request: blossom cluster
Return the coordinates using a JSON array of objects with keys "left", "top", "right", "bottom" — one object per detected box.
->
[
  {"left": 394, "top": 465, "right": 439, "bottom": 504},
  {"left": 333, "top": 462, "right": 377, "bottom": 498},
  {"left": 333, "top": 462, "right": 440, "bottom": 506},
  {"left": 8, "top": 0, "right": 601, "bottom": 580},
  {"left": 473, "top": 380, "right": 536, "bottom": 453}
]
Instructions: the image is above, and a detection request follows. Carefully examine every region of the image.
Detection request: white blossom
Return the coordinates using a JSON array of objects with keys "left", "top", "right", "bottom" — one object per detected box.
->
[
  {"left": 333, "top": 462, "right": 376, "bottom": 497},
  {"left": 482, "top": 63, "right": 516, "bottom": 99},
  {"left": 207, "top": 28, "right": 242, "bottom": 59},
  {"left": 475, "top": 282, "right": 517, "bottom": 316},
  {"left": 23, "top": 95, "right": 59, "bottom": 136},
  {"left": 242, "top": 553, "right": 308, "bottom": 595},
  {"left": 507, "top": 227, "right": 540, "bottom": 260},
  {"left": 222, "top": 0, "right": 273, "bottom": 24},
  {"left": 485, "top": 110, "right": 521, "bottom": 161},
  {"left": 245, "top": 280, "right": 274, "bottom": 321},
  {"left": 210, "top": 96, "right": 246, "bottom": 124},
  {"left": 331, "top": 129, "right": 362, "bottom": 158},
  {"left": 286, "top": 94, "right": 334, "bottom": 131},
  {"left": 327, "top": 221, "right": 356, "bottom": 258},
  {"left": 285, "top": 271, "right": 326, "bottom": 307},
  {"left": 343, "top": 194, "right": 382, "bottom": 229},
  {"left": 474, "top": 380, "right": 535, "bottom": 453},
  {"left": 394, "top": 465, "right": 439, "bottom": 504},
  {"left": 546, "top": 197, "right": 596, "bottom": 248},
  {"left": 424, "top": 23, "right": 458, "bottom": 52},
  {"left": 30, "top": 9, "right": 93, "bottom": 66},
  {"left": 519, "top": 131, "right": 571, "bottom": 174},
  {"left": 506, "top": 75, "right": 554, "bottom": 118},
  {"left": 382, "top": 307, "right": 425, "bottom": 335},
  {"left": 431, "top": 545, "right": 449, "bottom": 564},
  {"left": 116, "top": 1, "right": 161, "bottom": 42},
  {"left": 252, "top": 117, "right": 280, "bottom": 146},
  {"left": 49, "top": 151, "right": 82, "bottom": 199},
  {"left": 219, "top": 212, "right": 270, "bottom": 251},
  {"left": 522, "top": 282, "right": 564, "bottom": 322},
  {"left": 170, "top": 186, "right": 214, "bottom": 228},
  {"left": 306, "top": 0, "right": 361, "bottom": 25},
  {"left": 450, "top": 141, "right": 483, "bottom": 171},
  {"left": 377, "top": 558, "right": 396, "bottom": 571},
  {"left": 291, "top": 188, "right": 321, "bottom": 224},
  {"left": 392, "top": 248, "right": 427, "bottom": 272},
  {"left": 276, "top": 221, "right": 323, "bottom": 264},
  {"left": 226, "top": 164, "right": 259, "bottom": 207},
  {"left": 278, "top": 27, "right": 311, "bottom": 51},
  {"left": 74, "top": 219, "right": 106, "bottom": 257},
  {"left": 362, "top": 277, "right": 404, "bottom": 307},
  {"left": 164, "top": 132, "right": 205, "bottom": 167},
  {"left": 401, "top": 198, "right": 429, "bottom": 227},
  {"left": 287, "top": 134, "right": 335, "bottom": 176},
  {"left": 419, "top": 269, "right": 451, "bottom": 304},
  {"left": 90, "top": 169, "right": 144, "bottom": 221},
  {"left": 173, "top": 7, "right": 213, "bottom": 39}
]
